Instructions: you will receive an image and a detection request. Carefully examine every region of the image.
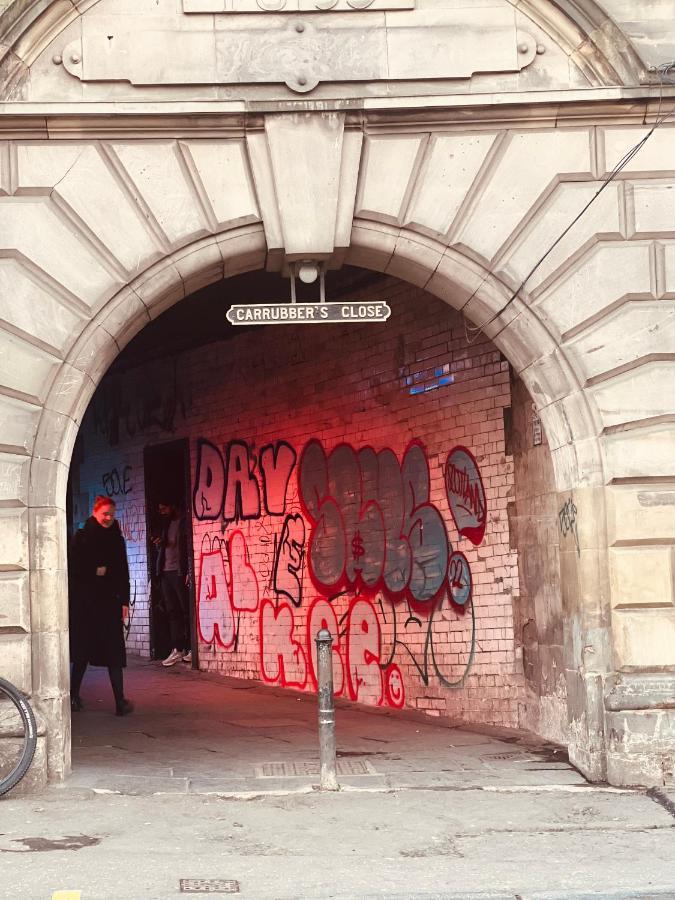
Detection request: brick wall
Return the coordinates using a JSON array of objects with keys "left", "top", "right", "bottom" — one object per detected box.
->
[{"left": 72, "top": 275, "right": 530, "bottom": 729}]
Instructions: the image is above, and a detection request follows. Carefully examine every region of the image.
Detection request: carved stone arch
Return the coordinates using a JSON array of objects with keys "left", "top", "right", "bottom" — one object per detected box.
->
[
  {"left": 0, "top": 0, "right": 81, "bottom": 95},
  {"left": 505, "top": 0, "right": 646, "bottom": 86},
  {"left": 26, "top": 214, "right": 611, "bottom": 784}
]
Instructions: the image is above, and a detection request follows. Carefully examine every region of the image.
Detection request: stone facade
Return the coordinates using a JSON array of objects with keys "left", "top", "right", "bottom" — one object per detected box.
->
[{"left": 0, "top": 0, "right": 673, "bottom": 788}]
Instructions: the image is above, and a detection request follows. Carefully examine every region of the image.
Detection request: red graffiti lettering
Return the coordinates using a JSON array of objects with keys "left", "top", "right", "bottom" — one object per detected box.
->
[
  {"left": 259, "top": 600, "right": 307, "bottom": 689},
  {"left": 345, "top": 598, "right": 384, "bottom": 706},
  {"left": 197, "top": 549, "right": 236, "bottom": 649},
  {"left": 229, "top": 530, "right": 259, "bottom": 612}
]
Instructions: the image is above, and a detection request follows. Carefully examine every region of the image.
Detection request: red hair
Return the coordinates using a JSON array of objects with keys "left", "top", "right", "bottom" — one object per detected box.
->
[{"left": 92, "top": 495, "right": 116, "bottom": 513}]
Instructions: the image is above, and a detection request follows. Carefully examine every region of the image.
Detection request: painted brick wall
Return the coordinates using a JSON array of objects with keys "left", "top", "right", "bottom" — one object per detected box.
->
[{"left": 71, "top": 276, "right": 529, "bottom": 728}]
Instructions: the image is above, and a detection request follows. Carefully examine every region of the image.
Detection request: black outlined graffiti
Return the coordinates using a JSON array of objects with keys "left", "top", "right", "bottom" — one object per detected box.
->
[
  {"left": 448, "top": 551, "right": 472, "bottom": 607},
  {"left": 189, "top": 436, "right": 485, "bottom": 706},
  {"left": 273, "top": 514, "right": 306, "bottom": 607},
  {"left": 123, "top": 579, "right": 138, "bottom": 640},
  {"left": 93, "top": 357, "right": 190, "bottom": 446},
  {"left": 193, "top": 439, "right": 296, "bottom": 522},
  {"left": 260, "top": 442, "right": 297, "bottom": 515},
  {"left": 379, "top": 594, "right": 476, "bottom": 690},
  {"left": 102, "top": 465, "right": 132, "bottom": 497},
  {"left": 193, "top": 439, "right": 225, "bottom": 521},
  {"left": 223, "top": 441, "right": 261, "bottom": 521},
  {"left": 558, "top": 496, "right": 580, "bottom": 556}
]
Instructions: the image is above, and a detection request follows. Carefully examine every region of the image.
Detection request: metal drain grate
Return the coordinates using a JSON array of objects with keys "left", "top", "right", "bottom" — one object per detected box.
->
[
  {"left": 227, "top": 718, "right": 300, "bottom": 728},
  {"left": 257, "top": 759, "right": 374, "bottom": 777},
  {"left": 484, "top": 751, "right": 536, "bottom": 761},
  {"left": 180, "top": 879, "right": 240, "bottom": 894}
]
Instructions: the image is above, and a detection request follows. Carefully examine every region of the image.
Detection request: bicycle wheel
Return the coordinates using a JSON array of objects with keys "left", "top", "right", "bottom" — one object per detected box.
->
[{"left": 0, "top": 676, "right": 37, "bottom": 797}]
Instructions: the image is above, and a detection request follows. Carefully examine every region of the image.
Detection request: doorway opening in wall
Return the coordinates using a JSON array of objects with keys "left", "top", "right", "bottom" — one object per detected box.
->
[
  {"left": 143, "top": 438, "right": 197, "bottom": 666},
  {"left": 64, "top": 265, "right": 571, "bottom": 791}
]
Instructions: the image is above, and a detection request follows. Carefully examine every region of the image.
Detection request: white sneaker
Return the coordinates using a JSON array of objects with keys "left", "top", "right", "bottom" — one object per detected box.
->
[
  {"left": 162, "top": 648, "right": 182, "bottom": 667},
  {"left": 182, "top": 650, "right": 192, "bottom": 664}
]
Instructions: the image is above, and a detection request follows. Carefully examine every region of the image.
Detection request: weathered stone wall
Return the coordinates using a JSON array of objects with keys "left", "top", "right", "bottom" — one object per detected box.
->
[{"left": 508, "top": 376, "right": 567, "bottom": 745}]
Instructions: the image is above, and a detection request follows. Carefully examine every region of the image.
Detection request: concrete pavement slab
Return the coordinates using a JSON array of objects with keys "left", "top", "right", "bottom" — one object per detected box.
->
[{"left": 1, "top": 789, "right": 673, "bottom": 899}]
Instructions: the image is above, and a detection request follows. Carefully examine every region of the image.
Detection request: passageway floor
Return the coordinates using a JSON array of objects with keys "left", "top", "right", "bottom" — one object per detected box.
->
[
  {"left": 63, "top": 657, "right": 585, "bottom": 797},
  {"left": 2, "top": 658, "right": 674, "bottom": 899}
]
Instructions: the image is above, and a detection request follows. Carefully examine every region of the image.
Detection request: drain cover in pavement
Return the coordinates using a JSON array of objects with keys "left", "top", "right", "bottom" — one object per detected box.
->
[
  {"left": 180, "top": 879, "right": 239, "bottom": 894},
  {"left": 484, "top": 751, "right": 536, "bottom": 761},
  {"left": 257, "top": 760, "right": 375, "bottom": 777},
  {"left": 228, "top": 719, "right": 301, "bottom": 728}
]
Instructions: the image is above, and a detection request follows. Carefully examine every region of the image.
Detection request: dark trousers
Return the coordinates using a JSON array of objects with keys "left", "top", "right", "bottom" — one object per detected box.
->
[
  {"left": 71, "top": 660, "right": 124, "bottom": 708},
  {"left": 161, "top": 571, "right": 190, "bottom": 652}
]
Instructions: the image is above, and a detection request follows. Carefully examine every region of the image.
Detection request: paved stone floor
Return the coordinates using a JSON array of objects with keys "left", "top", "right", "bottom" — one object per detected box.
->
[{"left": 66, "top": 657, "right": 581, "bottom": 796}]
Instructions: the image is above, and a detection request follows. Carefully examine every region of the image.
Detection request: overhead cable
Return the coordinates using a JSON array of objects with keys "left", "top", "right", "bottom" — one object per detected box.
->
[{"left": 462, "top": 63, "right": 675, "bottom": 344}]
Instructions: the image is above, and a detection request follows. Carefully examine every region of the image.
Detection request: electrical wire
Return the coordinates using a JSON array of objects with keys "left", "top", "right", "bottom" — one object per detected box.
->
[{"left": 462, "top": 63, "right": 675, "bottom": 345}]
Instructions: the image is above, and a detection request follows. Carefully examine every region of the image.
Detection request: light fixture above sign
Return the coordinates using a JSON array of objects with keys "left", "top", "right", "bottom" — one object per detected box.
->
[{"left": 227, "top": 261, "right": 391, "bottom": 324}]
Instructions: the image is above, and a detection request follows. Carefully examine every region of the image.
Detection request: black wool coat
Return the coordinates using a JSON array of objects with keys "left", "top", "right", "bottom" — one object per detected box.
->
[{"left": 68, "top": 517, "right": 130, "bottom": 668}]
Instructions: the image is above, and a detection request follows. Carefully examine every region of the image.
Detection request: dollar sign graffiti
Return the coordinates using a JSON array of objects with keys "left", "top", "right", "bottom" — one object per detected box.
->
[{"left": 352, "top": 529, "right": 365, "bottom": 562}]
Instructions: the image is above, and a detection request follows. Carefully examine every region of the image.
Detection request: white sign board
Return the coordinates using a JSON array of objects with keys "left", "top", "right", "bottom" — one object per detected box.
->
[{"left": 226, "top": 301, "right": 391, "bottom": 325}]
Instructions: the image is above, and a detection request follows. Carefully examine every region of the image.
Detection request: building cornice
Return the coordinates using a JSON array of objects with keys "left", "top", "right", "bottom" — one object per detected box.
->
[{"left": 0, "top": 86, "right": 672, "bottom": 138}]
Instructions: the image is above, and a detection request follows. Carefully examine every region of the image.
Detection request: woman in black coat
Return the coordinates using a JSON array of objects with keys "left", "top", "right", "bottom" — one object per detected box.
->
[{"left": 69, "top": 495, "right": 133, "bottom": 716}]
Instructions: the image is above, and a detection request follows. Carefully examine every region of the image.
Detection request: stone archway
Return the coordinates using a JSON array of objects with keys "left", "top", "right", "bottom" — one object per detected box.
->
[{"left": 23, "top": 216, "right": 601, "bottom": 785}]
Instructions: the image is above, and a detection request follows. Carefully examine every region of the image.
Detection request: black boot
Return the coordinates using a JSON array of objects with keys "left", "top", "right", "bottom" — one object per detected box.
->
[{"left": 115, "top": 699, "right": 134, "bottom": 717}]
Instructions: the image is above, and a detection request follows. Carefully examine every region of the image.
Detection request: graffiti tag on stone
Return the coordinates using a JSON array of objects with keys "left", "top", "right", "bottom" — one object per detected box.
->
[
  {"left": 352, "top": 530, "right": 365, "bottom": 562},
  {"left": 444, "top": 446, "right": 487, "bottom": 546},
  {"left": 448, "top": 551, "right": 472, "bottom": 607},
  {"left": 558, "top": 497, "right": 580, "bottom": 556}
]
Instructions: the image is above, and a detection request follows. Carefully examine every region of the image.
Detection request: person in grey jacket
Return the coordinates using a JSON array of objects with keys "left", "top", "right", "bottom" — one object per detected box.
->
[{"left": 152, "top": 501, "right": 192, "bottom": 666}]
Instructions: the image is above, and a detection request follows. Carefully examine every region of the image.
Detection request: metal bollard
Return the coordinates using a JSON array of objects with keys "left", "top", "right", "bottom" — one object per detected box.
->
[{"left": 315, "top": 628, "right": 339, "bottom": 791}]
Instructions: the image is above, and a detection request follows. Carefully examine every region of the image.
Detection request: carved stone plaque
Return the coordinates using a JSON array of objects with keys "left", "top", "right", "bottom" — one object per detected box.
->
[{"left": 61, "top": 5, "right": 537, "bottom": 94}]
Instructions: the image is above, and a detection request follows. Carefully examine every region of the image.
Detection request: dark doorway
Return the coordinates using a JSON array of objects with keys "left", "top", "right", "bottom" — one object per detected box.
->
[{"left": 143, "top": 439, "right": 197, "bottom": 666}]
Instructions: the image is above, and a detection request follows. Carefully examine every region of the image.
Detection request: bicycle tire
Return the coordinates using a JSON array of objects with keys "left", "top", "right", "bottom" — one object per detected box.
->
[{"left": 0, "top": 676, "right": 37, "bottom": 797}]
